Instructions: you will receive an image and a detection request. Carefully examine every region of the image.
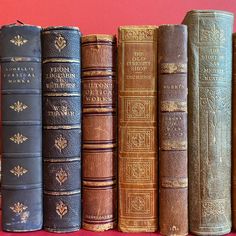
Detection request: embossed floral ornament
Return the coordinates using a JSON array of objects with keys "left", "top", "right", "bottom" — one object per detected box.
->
[
  {"left": 56, "top": 168, "right": 68, "bottom": 185},
  {"left": 10, "top": 35, "right": 28, "bottom": 46},
  {"left": 10, "top": 133, "right": 28, "bottom": 144},
  {"left": 56, "top": 201, "right": 68, "bottom": 218},
  {"left": 54, "top": 34, "right": 67, "bottom": 52},
  {"left": 10, "top": 101, "right": 28, "bottom": 112},
  {"left": 10, "top": 165, "right": 28, "bottom": 178},
  {"left": 55, "top": 135, "right": 68, "bottom": 152},
  {"left": 200, "top": 23, "right": 225, "bottom": 42},
  {"left": 10, "top": 202, "right": 28, "bottom": 214}
]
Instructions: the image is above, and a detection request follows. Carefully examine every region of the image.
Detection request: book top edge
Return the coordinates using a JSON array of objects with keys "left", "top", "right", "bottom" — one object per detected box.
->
[
  {"left": 118, "top": 25, "right": 158, "bottom": 30},
  {"left": 81, "top": 34, "right": 116, "bottom": 43},
  {"left": 42, "top": 26, "right": 80, "bottom": 32},
  {"left": 185, "top": 9, "right": 234, "bottom": 17},
  {"left": 1, "top": 24, "right": 42, "bottom": 29}
]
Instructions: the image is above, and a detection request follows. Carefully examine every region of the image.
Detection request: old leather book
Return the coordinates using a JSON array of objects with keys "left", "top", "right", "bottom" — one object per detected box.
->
[
  {"left": 0, "top": 24, "right": 42, "bottom": 231},
  {"left": 183, "top": 10, "right": 233, "bottom": 235},
  {"left": 118, "top": 26, "right": 158, "bottom": 232},
  {"left": 158, "top": 25, "right": 188, "bottom": 236},
  {"left": 81, "top": 34, "right": 117, "bottom": 231},
  {"left": 233, "top": 33, "right": 236, "bottom": 231},
  {"left": 42, "top": 27, "right": 81, "bottom": 232}
]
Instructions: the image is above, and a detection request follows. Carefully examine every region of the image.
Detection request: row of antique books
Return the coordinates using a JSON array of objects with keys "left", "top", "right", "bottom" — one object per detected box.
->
[{"left": 0, "top": 9, "right": 235, "bottom": 236}]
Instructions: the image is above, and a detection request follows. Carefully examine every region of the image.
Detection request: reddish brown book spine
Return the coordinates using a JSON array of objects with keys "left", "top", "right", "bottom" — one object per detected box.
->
[
  {"left": 81, "top": 35, "right": 117, "bottom": 231},
  {"left": 233, "top": 33, "right": 236, "bottom": 231},
  {"left": 118, "top": 26, "right": 158, "bottom": 232},
  {"left": 158, "top": 25, "right": 188, "bottom": 236}
]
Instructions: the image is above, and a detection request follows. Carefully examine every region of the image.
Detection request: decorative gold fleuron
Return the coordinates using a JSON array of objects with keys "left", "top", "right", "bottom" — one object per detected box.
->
[
  {"left": 10, "top": 101, "right": 28, "bottom": 112},
  {"left": 56, "top": 168, "right": 68, "bottom": 185},
  {"left": 54, "top": 135, "right": 68, "bottom": 152},
  {"left": 10, "top": 202, "right": 28, "bottom": 214},
  {"left": 10, "top": 165, "right": 28, "bottom": 178},
  {"left": 10, "top": 35, "right": 28, "bottom": 46},
  {"left": 55, "top": 34, "right": 67, "bottom": 52},
  {"left": 10, "top": 133, "right": 28, "bottom": 144},
  {"left": 56, "top": 201, "right": 68, "bottom": 218}
]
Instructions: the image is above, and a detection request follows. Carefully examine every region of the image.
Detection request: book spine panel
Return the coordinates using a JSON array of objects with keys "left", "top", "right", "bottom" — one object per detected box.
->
[
  {"left": 0, "top": 25, "right": 42, "bottom": 232},
  {"left": 81, "top": 35, "right": 117, "bottom": 232},
  {"left": 42, "top": 28, "right": 81, "bottom": 233},
  {"left": 183, "top": 11, "right": 233, "bottom": 235},
  {"left": 118, "top": 26, "right": 158, "bottom": 232},
  {"left": 158, "top": 25, "right": 188, "bottom": 236}
]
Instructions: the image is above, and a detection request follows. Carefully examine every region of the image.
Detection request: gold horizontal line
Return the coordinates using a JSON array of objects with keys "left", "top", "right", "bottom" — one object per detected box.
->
[
  {"left": 44, "top": 125, "right": 81, "bottom": 129},
  {"left": 44, "top": 93, "right": 80, "bottom": 97},
  {"left": 83, "top": 108, "right": 116, "bottom": 113},
  {"left": 44, "top": 158, "right": 80, "bottom": 162},
  {"left": 43, "top": 59, "right": 80, "bottom": 63},
  {"left": 83, "top": 180, "right": 116, "bottom": 187},
  {"left": 44, "top": 190, "right": 80, "bottom": 196},
  {"left": 83, "top": 143, "right": 117, "bottom": 149}
]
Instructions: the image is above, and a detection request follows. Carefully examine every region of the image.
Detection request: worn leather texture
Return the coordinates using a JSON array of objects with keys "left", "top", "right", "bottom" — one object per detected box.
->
[
  {"left": 158, "top": 25, "right": 188, "bottom": 236},
  {"left": 183, "top": 10, "right": 233, "bottom": 235},
  {"left": 81, "top": 34, "right": 117, "bottom": 232},
  {"left": 118, "top": 26, "right": 158, "bottom": 232},
  {"left": 42, "top": 26, "right": 81, "bottom": 232},
  {"left": 233, "top": 33, "right": 236, "bottom": 231},
  {"left": 0, "top": 24, "right": 42, "bottom": 232}
]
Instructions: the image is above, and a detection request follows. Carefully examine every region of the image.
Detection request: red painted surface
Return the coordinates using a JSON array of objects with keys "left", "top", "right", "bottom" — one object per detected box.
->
[
  {"left": 1, "top": 0, "right": 236, "bottom": 235},
  {"left": 0, "top": 0, "right": 236, "bottom": 34}
]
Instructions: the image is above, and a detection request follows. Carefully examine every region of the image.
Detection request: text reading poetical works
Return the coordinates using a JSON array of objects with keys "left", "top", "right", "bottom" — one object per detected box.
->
[
  {"left": 55, "top": 135, "right": 68, "bottom": 152},
  {"left": 56, "top": 168, "right": 68, "bottom": 185},
  {"left": 10, "top": 35, "right": 28, "bottom": 46},
  {"left": 10, "top": 133, "right": 28, "bottom": 144},
  {"left": 56, "top": 201, "right": 68, "bottom": 218},
  {"left": 55, "top": 34, "right": 67, "bottom": 52},
  {"left": 10, "top": 101, "right": 28, "bottom": 112},
  {"left": 10, "top": 165, "right": 28, "bottom": 178}
]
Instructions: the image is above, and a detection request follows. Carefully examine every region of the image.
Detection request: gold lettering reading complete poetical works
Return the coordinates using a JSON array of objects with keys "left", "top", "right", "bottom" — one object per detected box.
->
[
  {"left": 10, "top": 133, "right": 28, "bottom": 144},
  {"left": 10, "top": 35, "right": 28, "bottom": 46},
  {"left": 10, "top": 165, "right": 28, "bottom": 178},
  {"left": 48, "top": 104, "right": 75, "bottom": 117},
  {"left": 123, "top": 28, "right": 155, "bottom": 41},
  {"left": 126, "top": 51, "right": 151, "bottom": 74},
  {"left": 56, "top": 201, "right": 68, "bottom": 218},
  {"left": 83, "top": 81, "right": 114, "bottom": 103},
  {"left": 56, "top": 168, "right": 68, "bottom": 185},
  {"left": 45, "top": 66, "right": 76, "bottom": 89},
  {"left": 4, "top": 66, "right": 35, "bottom": 84},
  {"left": 160, "top": 63, "right": 187, "bottom": 74},
  {"left": 55, "top": 34, "right": 67, "bottom": 52},
  {"left": 10, "top": 101, "right": 28, "bottom": 112},
  {"left": 54, "top": 135, "right": 68, "bottom": 152}
]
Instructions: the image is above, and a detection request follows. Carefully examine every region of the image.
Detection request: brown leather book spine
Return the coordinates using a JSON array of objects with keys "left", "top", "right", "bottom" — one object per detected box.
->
[
  {"left": 233, "top": 33, "right": 236, "bottom": 231},
  {"left": 81, "top": 35, "right": 117, "bottom": 231},
  {"left": 118, "top": 26, "right": 158, "bottom": 232},
  {"left": 158, "top": 25, "right": 188, "bottom": 236}
]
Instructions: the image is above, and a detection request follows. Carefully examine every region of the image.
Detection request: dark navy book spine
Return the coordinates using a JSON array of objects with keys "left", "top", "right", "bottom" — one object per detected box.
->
[
  {"left": 42, "top": 26, "right": 81, "bottom": 232},
  {"left": 0, "top": 24, "right": 42, "bottom": 232}
]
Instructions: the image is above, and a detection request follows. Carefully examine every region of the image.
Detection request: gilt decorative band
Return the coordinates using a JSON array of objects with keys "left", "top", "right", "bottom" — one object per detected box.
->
[
  {"left": 160, "top": 141, "right": 187, "bottom": 150},
  {"left": 83, "top": 180, "right": 116, "bottom": 187},
  {"left": 43, "top": 59, "right": 80, "bottom": 64},
  {"left": 160, "top": 63, "right": 187, "bottom": 74},
  {"left": 160, "top": 101, "right": 187, "bottom": 112},
  {"left": 82, "top": 71, "right": 115, "bottom": 77},
  {"left": 161, "top": 177, "right": 188, "bottom": 188}
]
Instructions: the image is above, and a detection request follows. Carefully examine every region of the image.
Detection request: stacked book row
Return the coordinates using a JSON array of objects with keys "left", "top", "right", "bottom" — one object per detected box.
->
[{"left": 0, "top": 9, "right": 235, "bottom": 236}]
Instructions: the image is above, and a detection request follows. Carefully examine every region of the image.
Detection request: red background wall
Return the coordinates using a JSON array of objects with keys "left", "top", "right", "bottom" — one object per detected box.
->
[{"left": 0, "top": 0, "right": 236, "bottom": 34}]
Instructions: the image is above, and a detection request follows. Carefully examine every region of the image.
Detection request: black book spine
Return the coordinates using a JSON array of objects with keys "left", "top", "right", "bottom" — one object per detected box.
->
[
  {"left": 0, "top": 25, "right": 42, "bottom": 232},
  {"left": 42, "top": 26, "right": 81, "bottom": 232}
]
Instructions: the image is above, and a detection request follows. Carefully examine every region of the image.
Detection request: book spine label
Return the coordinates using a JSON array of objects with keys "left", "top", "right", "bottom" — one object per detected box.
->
[
  {"left": 81, "top": 35, "right": 117, "bottom": 232},
  {"left": 0, "top": 25, "right": 42, "bottom": 232},
  {"left": 42, "top": 27, "right": 81, "bottom": 233},
  {"left": 183, "top": 10, "right": 233, "bottom": 235},
  {"left": 118, "top": 26, "right": 158, "bottom": 232},
  {"left": 158, "top": 25, "right": 188, "bottom": 236}
]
